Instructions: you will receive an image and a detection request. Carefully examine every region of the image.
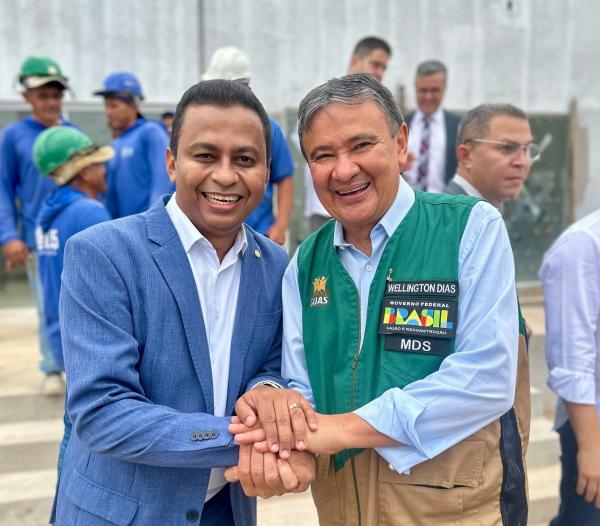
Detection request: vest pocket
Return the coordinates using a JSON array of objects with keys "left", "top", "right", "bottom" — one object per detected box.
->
[
  {"left": 378, "top": 439, "right": 485, "bottom": 488},
  {"left": 377, "top": 441, "right": 486, "bottom": 525},
  {"left": 379, "top": 351, "right": 446, "bottom": 387}
]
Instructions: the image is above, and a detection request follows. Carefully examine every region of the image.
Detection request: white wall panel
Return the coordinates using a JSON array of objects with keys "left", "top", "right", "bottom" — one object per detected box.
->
[
  {"left": 0, "top": 0, "right": 598, "bottom": 216},
  {"left": 0, "top": 0, "right": 200, "bottom": 104}
]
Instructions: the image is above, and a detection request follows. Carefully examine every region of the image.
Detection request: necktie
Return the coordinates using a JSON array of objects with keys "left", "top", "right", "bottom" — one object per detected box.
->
[{"left": 416, "top": 116, "right": 431, "bottom": 190}]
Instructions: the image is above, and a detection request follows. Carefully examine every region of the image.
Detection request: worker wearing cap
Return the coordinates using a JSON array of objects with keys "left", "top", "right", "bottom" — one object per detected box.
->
[
  {"left": 203, "top": 47, "right": 294, "bottom": 245},
  {"left": 34, "top": 127, "right": 113, "bottom": 373},
  {"left": 33, "top": 126, "right": 113, "bottom": 524},
  {"left": 0, "top": 56, "right": 78, "bottom": 395},
  {"left": 93, "top": 72, "right": 172, "bottom": 218}
]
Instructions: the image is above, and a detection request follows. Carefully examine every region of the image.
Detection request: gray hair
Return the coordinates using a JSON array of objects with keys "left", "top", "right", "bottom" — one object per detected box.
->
[
  {"left": 297, "top": 73, "right": 404, "bottom": 158},
  {"left": 457, "top": 103, "right": 529, "bottom": 145},
  {"left": 416, "top": 60, "right": 447, "bottom": 83}
]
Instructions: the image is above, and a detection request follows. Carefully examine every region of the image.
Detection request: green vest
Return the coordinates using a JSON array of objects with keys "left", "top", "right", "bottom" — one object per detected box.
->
[{"left": 297, "top": 191, "right": 478, "bottom": 470}]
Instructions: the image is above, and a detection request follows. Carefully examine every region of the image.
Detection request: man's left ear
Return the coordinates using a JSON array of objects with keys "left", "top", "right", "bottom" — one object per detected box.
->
[
  {"left": 264, "top": 167, "right": 270, "bottom": 187},
  {"left": 396, "top": 122, "right": 409, "bottom": 166},
  {"left": 166, "top": 148, "right": 176, "bottom": 185}
]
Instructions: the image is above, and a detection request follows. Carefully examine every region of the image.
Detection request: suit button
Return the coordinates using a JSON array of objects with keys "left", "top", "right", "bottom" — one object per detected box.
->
[
  {"left": 201, "top": 432, "right": 211, "bottom": 440},
  {"left": 186, "top": 509, "right": 199, "bottom": 522},
  {"left": 190, "top": 432, "right": 198, "bottom": 441},
  {"left": 209, "top": 431, "right": 219, "bottom": 439}
]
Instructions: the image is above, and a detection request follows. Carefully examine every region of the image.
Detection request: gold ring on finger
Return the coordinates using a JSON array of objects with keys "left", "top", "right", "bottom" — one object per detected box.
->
[{"left": 288, "top": 402, "right": 301, "bottom": 411}]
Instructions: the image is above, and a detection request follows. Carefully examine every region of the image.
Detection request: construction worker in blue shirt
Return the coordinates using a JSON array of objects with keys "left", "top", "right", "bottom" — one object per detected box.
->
[
  {"left": 0, "top": 56, "right": 77, "bottom": 395},
  {"left": 93, "top": 72, "right": 172, "bottom": 218},
  {"left": 33, "top": 126, "right": 114, "bottom": 523}
]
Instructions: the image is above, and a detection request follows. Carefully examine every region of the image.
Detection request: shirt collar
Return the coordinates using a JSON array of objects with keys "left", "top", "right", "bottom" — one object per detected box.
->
[
  {"left": 452, "top": 174, "right": 484, "bottom": 199},
  {"left": 415, "top": 106, "right": 444, "bottom": 125},
  {"left": 333, "top": 177, "right": 416, "bottom": 248},
  {"left": 166, "top": 193, "right": 248, "bottom": 256}
]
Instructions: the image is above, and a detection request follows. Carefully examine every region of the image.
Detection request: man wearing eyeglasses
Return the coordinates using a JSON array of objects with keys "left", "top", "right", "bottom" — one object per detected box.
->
[{"left": 445, "top": 103, "right": 539, "bottom": 208}]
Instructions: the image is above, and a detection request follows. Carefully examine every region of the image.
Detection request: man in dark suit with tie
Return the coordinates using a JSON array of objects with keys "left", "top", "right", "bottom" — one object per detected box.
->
[{"left": 404, "top": 60, "right": 460, "bottom": 193}]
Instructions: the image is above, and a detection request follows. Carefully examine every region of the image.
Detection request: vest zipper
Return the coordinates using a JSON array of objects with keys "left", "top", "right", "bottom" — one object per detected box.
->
[{"left": 350, "top": 295, "right": 362, "bottom": 526}]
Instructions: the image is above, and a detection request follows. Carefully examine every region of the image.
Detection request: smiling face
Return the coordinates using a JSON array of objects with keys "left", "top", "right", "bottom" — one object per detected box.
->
[
  {"left": 22, "top": 84, "right": 64, "bottom": 127},
  {"left": 167, "top": 104, "right": 268, "bottom": 254},
  {"left": 302, "top": 101, "right": 408, "bottom": 245},
  {"left": 415, "top": 72, "right": 446, "bottom": 116},
  {"left": 458, "top": 115, "right": 533, "bottom": 208}
]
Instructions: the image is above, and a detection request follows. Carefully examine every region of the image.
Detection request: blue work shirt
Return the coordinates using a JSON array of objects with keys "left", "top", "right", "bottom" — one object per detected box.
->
[
  {"left": 282, "top": 178, "right": 518, "bottom": 474},
  {"left": 245, "top": 117, "right": 293, "bottom": 235},
  {"left": 0, "top": 117, "right": 78, "bottom": 248},
  {"left": 105, "top": 118, "right": 172, "bottom": 218},
  {"left": 36, "top": 186, "right": 111, "bottom": 369}
]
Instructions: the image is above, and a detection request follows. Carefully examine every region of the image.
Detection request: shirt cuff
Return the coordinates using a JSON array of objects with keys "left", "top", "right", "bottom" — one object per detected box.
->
[
  {"left": 250, "top": 380, "right": 284, "bottom": 390},
  {"left": 548, "top": 368, "right": 596, "bottom": 405},
  {"left": 0, "top": 232, "right": 20, "bottom": 246},
  {"left": 353, "top": 388, "right": 427, "bottom": 455}
]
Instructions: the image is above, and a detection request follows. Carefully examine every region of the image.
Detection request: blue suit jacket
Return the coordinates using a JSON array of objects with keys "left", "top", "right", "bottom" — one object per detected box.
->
[{"left": 55, "top": 196, "right": 288, "bottom": 525}]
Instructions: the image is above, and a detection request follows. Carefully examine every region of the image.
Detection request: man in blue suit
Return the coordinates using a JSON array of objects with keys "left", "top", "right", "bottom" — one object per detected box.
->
[{"left": 55, "top": 80, "right": 315, "bottom": 525}]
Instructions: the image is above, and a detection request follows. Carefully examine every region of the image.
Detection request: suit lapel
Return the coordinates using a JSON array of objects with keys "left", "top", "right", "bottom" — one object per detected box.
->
[
  {"left": 147, "top": 199, "right": 214, "bottom": 412},
  {"left": 444, "top": 110, "right": 457, "bottom": 183},
  {"left": 226, "top": 228, "right": 262, "bottom": 414}
]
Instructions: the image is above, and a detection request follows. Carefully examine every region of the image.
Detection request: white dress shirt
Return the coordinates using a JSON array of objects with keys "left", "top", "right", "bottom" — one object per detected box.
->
[
  {"left": 166, "top": 194, "right": 247, "bottom": 501},
  {"left": 540, "top": 209, "right": 600, "bottom": 429},
  {"left": 405, "top": 107, "right": 447, "bottom": 193},
  {"left": 303, "top": 163, "right": 329, "bottom": 218},
  {"left": 448, "top": 174, "right": 484, "bottom": 198},
  {"left": 282, "top": 179, "right": 518, "bottom": 474}
]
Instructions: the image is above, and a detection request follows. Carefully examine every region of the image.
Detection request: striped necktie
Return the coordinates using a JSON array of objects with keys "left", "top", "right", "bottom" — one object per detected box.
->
[{"left": 416, "top": 116, "right": 431, "bottom": 190}]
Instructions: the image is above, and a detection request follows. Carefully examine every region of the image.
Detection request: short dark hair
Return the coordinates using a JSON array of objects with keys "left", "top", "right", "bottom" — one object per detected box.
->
[
  {"left": 170, "top": 79, "right": 271, "bottom": 160},
  {"left": 352, "top": 36, "right": 392, "bottom": 59},
  {"left": 298, "top": 74, "right": 404, "bottom": 159},
  {"left": 457, "top": 103, "right": 529, "bottom": 145}
]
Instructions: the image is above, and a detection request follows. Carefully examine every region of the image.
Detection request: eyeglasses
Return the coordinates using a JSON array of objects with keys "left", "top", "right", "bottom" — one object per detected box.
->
[{"left": 468, "top": 139, "right": 541, "bottom": 162}]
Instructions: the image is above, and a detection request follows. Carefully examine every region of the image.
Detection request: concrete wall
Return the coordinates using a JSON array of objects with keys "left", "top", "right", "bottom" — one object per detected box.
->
[
  {"left": 0, "top": 0, "right": 200, "bottom": 104},
  {"left": 0, "top": 0, "right": 598, "bottom": 215},
  {"left": 202, "top": 0, "right": 599, "bottom": 217}
]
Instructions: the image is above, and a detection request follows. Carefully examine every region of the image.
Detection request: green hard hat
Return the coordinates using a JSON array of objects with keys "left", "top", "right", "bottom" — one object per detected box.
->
[
  {"left": 33, "top": 126, "right": 114, "bottom": 185},
  {"left": 34, "top": 126, "right": 93, "bottom": 177},
  {"left": 19, "top": 56, "right": 69, "bottom": 90}
]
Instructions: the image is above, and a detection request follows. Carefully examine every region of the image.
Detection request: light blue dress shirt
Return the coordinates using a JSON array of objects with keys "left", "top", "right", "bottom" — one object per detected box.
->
[
  {"left": 282, "top": 178, "right": 519, "bottom": 474},
  {"left": 540, "top": 209, "right": 600, "bottom": 430}
]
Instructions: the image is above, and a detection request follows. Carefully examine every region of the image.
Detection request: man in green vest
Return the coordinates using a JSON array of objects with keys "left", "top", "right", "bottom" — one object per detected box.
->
[{"left": 230, "top": 73, "right": 530, "bottom": 525}]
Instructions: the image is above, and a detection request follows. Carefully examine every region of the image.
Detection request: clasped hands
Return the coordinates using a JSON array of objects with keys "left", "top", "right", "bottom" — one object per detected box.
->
[{"left": 224, "top": 386, "right": 345, "bottom": 498}]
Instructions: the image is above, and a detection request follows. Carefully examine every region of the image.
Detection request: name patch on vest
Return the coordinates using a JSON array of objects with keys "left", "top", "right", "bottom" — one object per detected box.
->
[
  {"left": 379, "top": 280, "right": 459, "bottom": 355},
  {"left": 310, "top": 275, "right": 330, "bottom": 308}
]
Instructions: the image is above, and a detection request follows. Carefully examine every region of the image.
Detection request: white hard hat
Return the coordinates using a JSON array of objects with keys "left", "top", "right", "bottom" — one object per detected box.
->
[{"left": 202, "top": 46, "right": 252, "bottom": 81}]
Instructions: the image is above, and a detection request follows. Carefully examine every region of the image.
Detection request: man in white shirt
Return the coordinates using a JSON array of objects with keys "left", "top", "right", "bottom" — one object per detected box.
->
[
  {"left": 540, "top": 210, "right": 600, "bottom": 523},
  {"left": 445, "top": 103, "right": 540, "bottom": 209},
  {"left": 304, "top": 36, "right": 392, "bottom": 232},
  {"left": 404, "top": 60, "right": 460, "bottom": 193}
]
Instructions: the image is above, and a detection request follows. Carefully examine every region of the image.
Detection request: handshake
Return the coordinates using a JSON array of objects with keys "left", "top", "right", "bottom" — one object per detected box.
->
[{"left": 224, "top": 386, "right": 350, "bottom": 499}]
